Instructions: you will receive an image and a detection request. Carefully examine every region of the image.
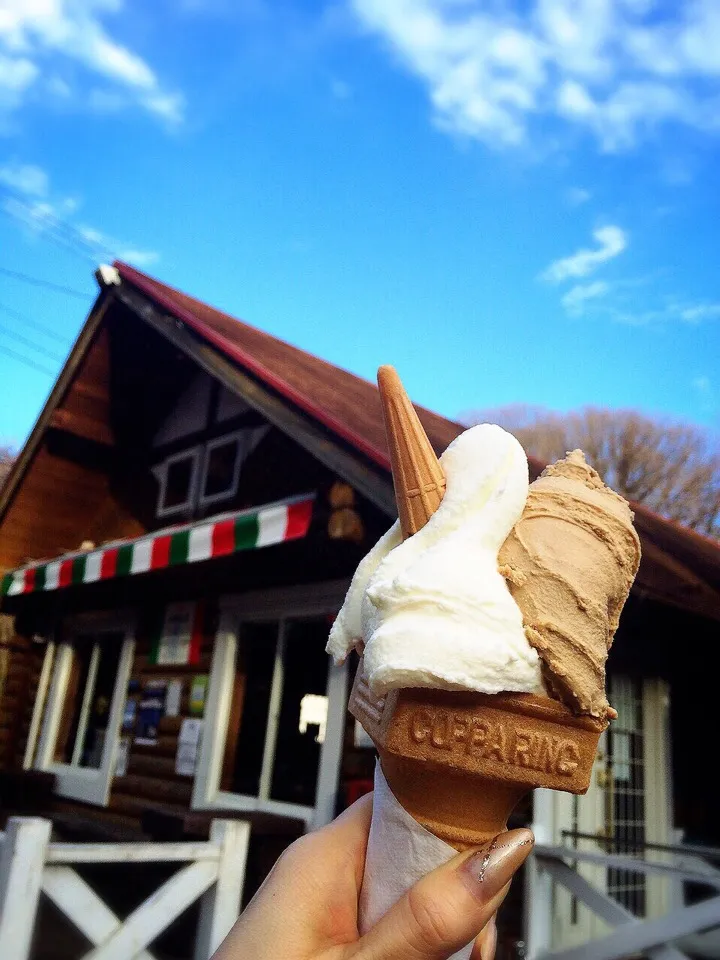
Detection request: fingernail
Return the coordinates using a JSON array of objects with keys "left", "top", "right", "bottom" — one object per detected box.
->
[
  {"left": 463, "top": 828, "right": 534, "bottom": 902},
  {"left": 480, "top": 917, "right": 497, "bottom": 960}
]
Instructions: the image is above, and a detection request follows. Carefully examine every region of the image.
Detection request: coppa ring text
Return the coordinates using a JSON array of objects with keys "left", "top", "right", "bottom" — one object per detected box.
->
[{"left": 408, "top": 709, "right": 580, "bottom": 777}]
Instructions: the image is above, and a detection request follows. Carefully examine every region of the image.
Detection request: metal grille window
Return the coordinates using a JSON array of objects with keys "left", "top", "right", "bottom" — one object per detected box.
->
[{"left": 607, "top": 675, "right": 647, "bottom": 916}]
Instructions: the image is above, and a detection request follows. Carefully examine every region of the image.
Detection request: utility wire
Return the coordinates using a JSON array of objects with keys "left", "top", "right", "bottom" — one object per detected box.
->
[
  {"left": 0, "top": 265, "right": 91, "bottom": 300},
  {"left": 0, "top": 300, "right": 73, "bottom": 348},
  {"left": 1, "top": 188, "right": 115, "bottom": 268},
  {"left": 0, "top": 322, "right": 65, "bottom": 364},
  {"left": 0, "top": 343, "right": 57, "bottom": 378}
]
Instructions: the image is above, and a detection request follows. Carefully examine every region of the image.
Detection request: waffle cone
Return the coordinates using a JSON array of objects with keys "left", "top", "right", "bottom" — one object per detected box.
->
[
  {"left": 351, "top": 673, "right": 605, "bottom": 851},
  {"left": 377, "top": 365, "right": 446, "bottom": 539}
]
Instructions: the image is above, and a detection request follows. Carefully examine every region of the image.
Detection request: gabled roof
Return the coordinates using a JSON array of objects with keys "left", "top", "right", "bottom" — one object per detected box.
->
[
  {"left": 2, "top": 261, "right": 719, "bottom": 623},
  {"left": 114, "top": 262, "right": 464, "bottom": 472}
]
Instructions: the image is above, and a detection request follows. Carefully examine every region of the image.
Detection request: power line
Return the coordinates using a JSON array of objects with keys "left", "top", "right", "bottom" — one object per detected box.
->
[
  {"left": 0, "top": 264, "right": 91, "bottom": 300},
  {"left": 0, "top": 343, "right": 57, "bottom": 378},
  {"left": 0, "top": 300, "right": 73, "bottom": 347},
  {"left": 0, "top": 322, "right": 65, "bottom": 364},
  {"left": 1, "top": 187, "right": 115, "bottom": 269}
]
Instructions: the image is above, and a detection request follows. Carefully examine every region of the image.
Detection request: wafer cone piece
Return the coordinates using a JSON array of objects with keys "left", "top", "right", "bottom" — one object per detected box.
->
[
  {"left": 377, "top": 365, "right": 446, "bottom": 539},
  {"left": 350, "top": 367, "right": 607, "bottom": 851}
]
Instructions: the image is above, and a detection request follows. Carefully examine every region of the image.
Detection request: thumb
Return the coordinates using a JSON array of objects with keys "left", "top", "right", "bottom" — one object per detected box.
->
[{"left": 355, "top": 828, "right": 534, "bottom": 960}]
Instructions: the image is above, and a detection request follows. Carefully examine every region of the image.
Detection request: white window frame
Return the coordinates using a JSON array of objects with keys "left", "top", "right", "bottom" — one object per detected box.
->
[
  {"left": 198, "top": 430, "right": 245, "bottom": 509},
  {"left": 32, "top": 612, "right": 135, "bottom": 806},
  {"left": 192, "top": 581, "right": 351, "bottom": 830},
  {"left": 154, "top": 445, "right": 203, "bottom": 519}
]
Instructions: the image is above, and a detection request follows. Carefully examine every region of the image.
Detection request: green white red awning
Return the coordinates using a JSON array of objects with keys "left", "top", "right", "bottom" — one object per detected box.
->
[{"left": 1, "top": 494, "right": 314, "bottom": 599}]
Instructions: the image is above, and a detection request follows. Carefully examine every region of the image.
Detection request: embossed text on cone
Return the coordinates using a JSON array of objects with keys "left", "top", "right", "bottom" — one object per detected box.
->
[
  {"left": 377, "top": 365, "right": 446, "bottom": 538},
  {"left": 350, "top": 366, "right": 607, "bottom": 851}
]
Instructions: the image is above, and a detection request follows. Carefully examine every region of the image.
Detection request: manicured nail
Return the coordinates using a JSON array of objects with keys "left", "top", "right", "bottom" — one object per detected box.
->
[
  {"left": 480, "top": 916, "right": 497, "bottom": 960},
  {"left": 463, "top": 828, "right": 534, "bottom": 902}
]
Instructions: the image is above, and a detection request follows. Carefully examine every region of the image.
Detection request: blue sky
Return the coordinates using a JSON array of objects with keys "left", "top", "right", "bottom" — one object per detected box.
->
[{"left": 1, "top": 0, "right": 719, "bottom": 450}]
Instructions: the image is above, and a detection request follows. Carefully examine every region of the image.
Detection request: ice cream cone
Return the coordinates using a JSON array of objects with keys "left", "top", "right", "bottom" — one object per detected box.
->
[
  {"left": 350, "top": 666, "right": 604, "bottom": 849},
  {"left": 350, "top": 367, "right": 607, "bottom": 850},
  {"left": 377, "top": 365, "right": 446, "bottom": 538}
]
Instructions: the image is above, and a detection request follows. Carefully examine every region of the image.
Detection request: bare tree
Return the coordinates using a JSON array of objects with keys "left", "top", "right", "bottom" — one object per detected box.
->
[
  {"left": 0, "top": 447, "right": 15, "bottom": 490},
  {"left": 463, "top": 406, "right": 720, "bottom": 538}
]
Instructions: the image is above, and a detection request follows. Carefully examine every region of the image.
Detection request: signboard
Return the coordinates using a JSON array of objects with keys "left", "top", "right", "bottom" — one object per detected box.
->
[
  {"left": 134, "top": 680, "right": 167, "bottom": 746},
  {"left": 175, "top": 718, "right": 203, "bottom": 777},
  {"left": 189, "top": 675, "right": 208, "bottom": 716},
  {"left": 155, "top": 603, "right": 196, "bottom": 666}
]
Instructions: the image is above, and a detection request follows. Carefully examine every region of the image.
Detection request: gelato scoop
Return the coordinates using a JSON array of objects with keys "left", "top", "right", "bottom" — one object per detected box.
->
[
  {"left": 327, "top": 423, "right": 545, "bottom": 697},
  {"left": 499, "top": 449, "right": 641, "bottom": 719}
]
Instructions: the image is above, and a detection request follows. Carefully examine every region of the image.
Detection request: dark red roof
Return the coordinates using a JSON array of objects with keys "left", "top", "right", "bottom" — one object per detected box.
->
[
  {"left": 115, "top": 262, "right": 464, "bottom": 472},
  {"left": 115, "top": 262, "right": 720, "bottom": 617}
]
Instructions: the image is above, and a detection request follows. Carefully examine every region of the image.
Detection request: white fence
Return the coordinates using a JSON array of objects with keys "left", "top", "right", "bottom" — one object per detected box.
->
[
  {"left": 0, "top": 816, "right": 250, "bottom": 960},
  {"left": 527, "top": 840, "right": 720, "bottom": 960}
]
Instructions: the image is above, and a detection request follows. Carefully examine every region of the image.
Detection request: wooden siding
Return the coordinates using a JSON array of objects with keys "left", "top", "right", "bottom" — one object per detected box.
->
[
  {"left": 0, "top": 633, "right": 43, "bottom": 770},
  {"left": 0, "top": 326, "right": 143, "bottom": 576}
]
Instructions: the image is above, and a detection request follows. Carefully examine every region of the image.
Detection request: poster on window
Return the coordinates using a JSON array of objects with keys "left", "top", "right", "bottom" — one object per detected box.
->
[
  {"left": 150, "top": 602, "right": 194, "bottom": 666},
  {"left": 122, "top": 698, "right": 137, "bottom": 732},
  {"left": 189, "top": 675, "right": 208, "bottom": 716},
  {"left": 175, "top": 718, "right": 203, "bottom": 776},
  {"left": 134, "top": 680, "right": 167, "bottom": 745},
  {"left": 165, "top": 679, "right": 183, "bottom": 717}
]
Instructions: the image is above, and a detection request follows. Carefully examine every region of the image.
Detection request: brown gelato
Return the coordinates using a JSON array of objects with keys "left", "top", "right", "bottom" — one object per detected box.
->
[{"left": 498, "top": 450, "right": 641, "bottom": 720}]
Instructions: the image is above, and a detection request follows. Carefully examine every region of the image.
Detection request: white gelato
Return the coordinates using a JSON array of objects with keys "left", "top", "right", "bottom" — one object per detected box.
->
[{"left": 326, "top": 424, "right": 545, "bottom": 697}]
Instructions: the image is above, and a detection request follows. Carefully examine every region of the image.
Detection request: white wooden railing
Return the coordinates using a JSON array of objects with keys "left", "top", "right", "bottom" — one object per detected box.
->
[
  {"left": 0, "top": 816, "right": 250, "bottom": 960},
  {"left": 527, "top": 840, "right": 720, "bottom": 960}
]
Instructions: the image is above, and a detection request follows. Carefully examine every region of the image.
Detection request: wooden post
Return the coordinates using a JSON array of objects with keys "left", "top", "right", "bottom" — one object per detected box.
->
[
  {"left": 0, "top": 817, "right": 52, "bottom": 960},
  {"left": 194, "top": 819, "right": 250, "bottom": 960}
]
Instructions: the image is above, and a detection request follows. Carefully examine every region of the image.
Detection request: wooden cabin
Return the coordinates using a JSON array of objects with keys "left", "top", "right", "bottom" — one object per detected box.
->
[{"left": 1, "top": 262, "right": 719, "bottom": 951}]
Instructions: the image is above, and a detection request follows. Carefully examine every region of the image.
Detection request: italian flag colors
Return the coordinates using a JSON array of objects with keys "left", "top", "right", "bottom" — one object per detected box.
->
[{"left": 1, "top": 495, "right": 314, "bottom": 598}]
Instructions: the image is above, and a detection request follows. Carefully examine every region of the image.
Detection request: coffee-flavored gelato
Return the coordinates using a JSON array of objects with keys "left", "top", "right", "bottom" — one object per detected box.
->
[{"left": 499, "top": 450, "right": 641, "bottom": 720}]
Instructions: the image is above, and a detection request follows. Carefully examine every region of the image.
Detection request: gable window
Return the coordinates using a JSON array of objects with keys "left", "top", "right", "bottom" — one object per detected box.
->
[
  {"left": 156, "top": 447, "right": 202, "bottom": 518},
  {"left": 199, "top": 432, "right": 244, "bottom": 506},
  {"left": 153, "top": 427, "right": 268, "bottom": 520},
  {"left": 28, "top": 614, "right": 135, "bottom": 805},
  {"left": 193, "top": 583, "right": 349, "bottom": 829}
]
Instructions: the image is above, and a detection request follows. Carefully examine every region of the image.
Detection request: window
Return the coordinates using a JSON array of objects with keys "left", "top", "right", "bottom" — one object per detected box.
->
[
  {"left": 192, "top": 583, "right": 350, "bottom": 828},
  {"left": 30, "top": 616, "right": 135, "bottom": 805},
  {"left": 199, "top": 433, "right": 244, "bottom": 506},
  {"left": 153, "top": 427, "right": 268, "bottom": 519},
  {"left": 154, "top": 447, "right": 202, "bottom": 518}
]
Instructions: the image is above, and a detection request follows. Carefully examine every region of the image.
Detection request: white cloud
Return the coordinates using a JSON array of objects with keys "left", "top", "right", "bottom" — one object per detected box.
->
[
  {"left": 0, "top": 0, "right": 183, "bottom": 124},
  {"left": 566, "top": 186, "right": 591, "bottom": 206},
  {"left": 351, "top": 0, "right": 720, "bottom": 151},
  {"left": 0, "top": 53, "right": 38, "bottom": 117},
  {"left": 0, "top": 156, "right": 159, "bottom": 267},
  {"left": 561, "top": 280, "right": 609, "bottom": 315},
  {"left": 116, "top": 248, "right": 159, "bottom": 267},
  {"left": 0, "top": 159, "right": 48, "bottom": 196},
  {"left": 680, "top": 303, "right": 720, "bottom": 323},
  {"left": 542, "top": 225, "right": 627, "bottom": 283},
  {"left": 588, "top": 297, "right": 720, "bottom": 327}
]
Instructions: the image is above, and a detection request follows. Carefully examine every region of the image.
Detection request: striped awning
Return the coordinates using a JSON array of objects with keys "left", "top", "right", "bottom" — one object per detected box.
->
[{"left": 1, "top": 494, "right": 314, "bottom": 598}]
